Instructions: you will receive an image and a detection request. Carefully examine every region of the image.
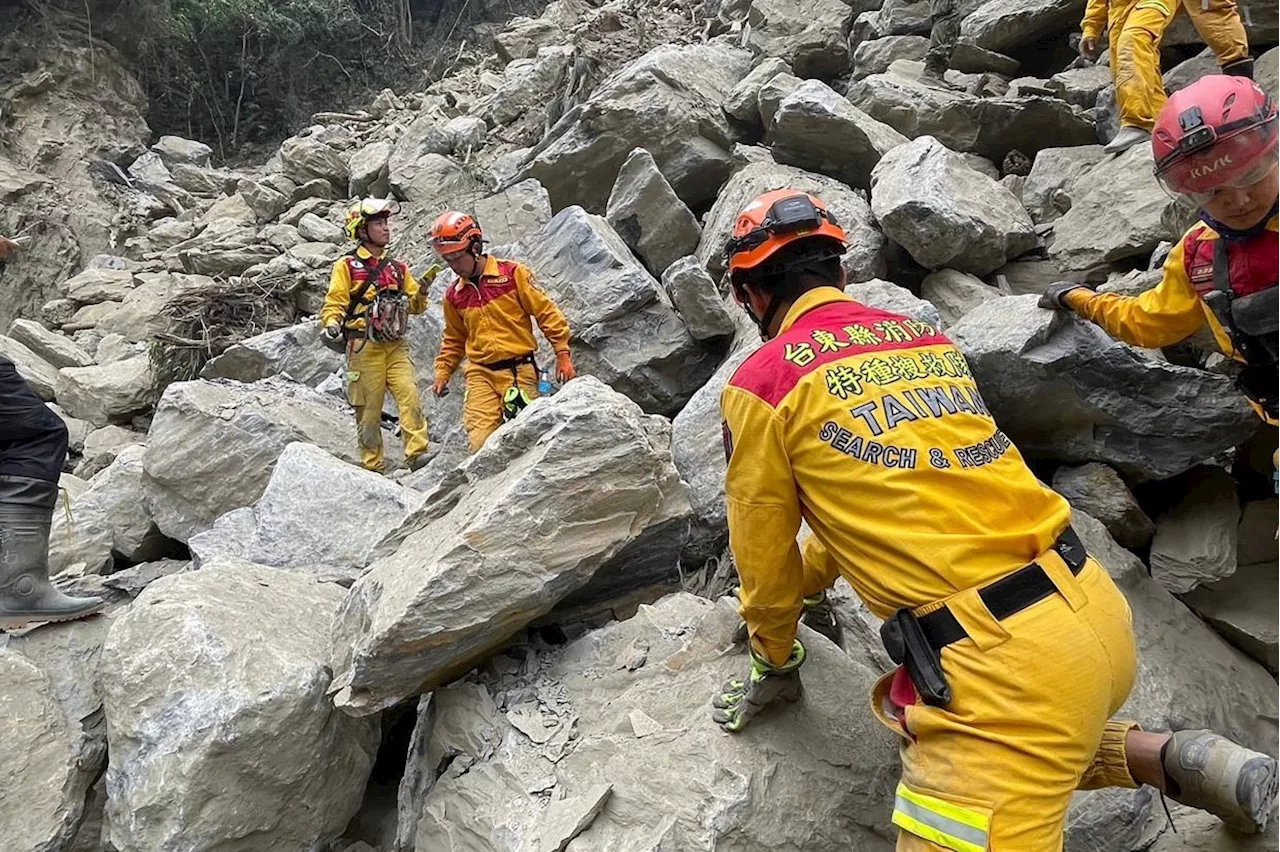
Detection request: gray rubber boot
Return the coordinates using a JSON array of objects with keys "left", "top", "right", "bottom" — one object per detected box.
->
[
  {"left": 0, "top": 474, "right": 104, "bottom": 630},
  {"left": 1105, "top": 126, "right": 1151, "bottom": 154},
  {"left": 1163, "top": 730, "right": 1278, "bottom": 834}
]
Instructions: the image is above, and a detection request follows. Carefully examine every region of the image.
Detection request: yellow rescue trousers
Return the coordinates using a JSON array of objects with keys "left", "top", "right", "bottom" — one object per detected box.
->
[
  {"left": 346, "top": 338, "right": 429, "bottom": 472},
  {"left": 1182, "top": 0, "right": 1250, "bottom": 67},
  {"left": 1109, "top": 0, "right": 1178, "bottom": 131},
  {"left": 855, "top": 549, "right": 1142, "bottom": 851},
  {"left": 462, "top": 361, "right": 538, "bottom": 454}
]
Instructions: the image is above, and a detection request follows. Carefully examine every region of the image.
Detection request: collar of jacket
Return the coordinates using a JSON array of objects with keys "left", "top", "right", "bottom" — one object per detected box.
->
[
  {"left": 777, "top": 286, "right": 854, "bottom": 334},
  {"left": 1200, "top": 204, "right": 1279, "bottom": 243},
  {"left": 355, "top": 245, "right": 390, "bottom": 261},
  {"left": 462, "top": 254, "right": 501, "bottom": 285}
]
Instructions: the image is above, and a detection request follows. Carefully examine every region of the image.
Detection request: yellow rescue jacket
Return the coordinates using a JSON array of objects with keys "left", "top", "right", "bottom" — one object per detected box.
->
[
  {"left": 722, "top": 288, "right": 1071, "bottom": 666},
  {"left": 321, "top": 246, "right": 426, "bottom": 333},
  {"left": 434, "top": 255, "right": 572, "bottom": 383}
]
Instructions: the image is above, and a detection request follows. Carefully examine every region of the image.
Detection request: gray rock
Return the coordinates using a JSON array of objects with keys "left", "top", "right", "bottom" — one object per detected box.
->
[
  {"left": 142, "top": 377, "right": 355, "bottom": 542},
  {"left": 1048, "top": 65, "right": 1114, "bottom": 109},
  {"left": 960, "top": 0, "right": 1084, "bottom": 53},
  {"left": 329, "top": 378, "right": 692, "bottom": 715},
  {"left": 476, "top": 46, "right": 572, "bottom": 127},
  {"left": 63, "top": 267, "right": 135, "bottom": 306},
  {"left": 1049, "top": 143, "right": 1181, "bottom": 274},
  {"left": 0, "top": 335, "right": 59, "bottom": 401},
  {"left": 445, "top": 115, "right": 487, "bottom": 154},
  {"left": 91, "top": 333, "right": 142, "bottom": 365},
  {"left": 197, "top": 193, "right": 257, "bottom": 228},
  {"left": 387, "top": 116, "right": 457, "bottom": 196},
  {"left": 51, "top": 404, "right": 93, "bottom": 455},
  {"left": 471, "top": 179, "right": 554, "bottom": 248},
  {"left": 1150, "top": 467, "right": 1240, "bottom": 594},
  {"left": 201, "top": 320, "right": 343, "bottom": 387},
  {"left": 281, "top": 197, "right": 333, "bottom": 227},
  {"left": 1022, "top": 145, "right": 1109, "bottom": 224},
  {"left": 151, "top": 135, "right": 212, "bottom": 168},
  {"left": 538, "top": 784, "right": 612, "bottom": 852},
  {"left": 605, "top": 148, "right": 703, "bottom": 278},
  {"left": 747, "top": 0, "right": 852, "bottom": 80},
  {"left": 8, "top": 319, "right": 94, "bottom": 369},
  {"left": 697, "top": 148, "right": 887, "bottom": 283},
  {"left": 280, "top": 135, "right": 349, "bottom": 187},
  {"left": 723, "top": 57, "right": 793, "bottom": 123},
  {"left": 298, "top": 211, "right": 345, "bottom": 244},
  {"left": 126, "top": 151, "right": 173, "bottom": 186},
  {"left": 93, "top": 271, "right": 189, "bottom": 344},
  {"left": 963, "top": 153, "right": 1001, "bottom": 180},
  {"left": 876, "top": 0, "right": 934, "bottom": 34},
  {"left": 847, "top": 69, "right": 1097, "bottom": 164},
  {"left": 949, "top": 296, "right": 1259, "bottom": 480},
  {"left": 348, "top": 140, "right": 393, "bottom": 198},
  {"left": 408, "top": 593, "right": 898, "bottom": 850},
  {"left": 62, "top": 302, "right": 122, "bottom": 334},
  {"left": 390, "top": 151, "right": 483, "bottom": 208},
  {"left": 920, "top": 268, "right": 1002, "bottom": 328},
  {"left": 1052, "top": 462, "right": 1155, "bottom": 550},
  {"left": 0, "top": 616, "right": 111, "bottom": 852},
  {"left": 169, "top": 163, "right": 236, "bottom": 197},
  {"left": 846, "top": 278, "right": 944, "bottom": 327},
  {"left": 237, "top": 178, "right": 291, "bottom": 222},
  {"left": 1161, "top": 0, "right": 1277, "bottom": 51},
  {"left": 662, "top": 256, "right": 736, "bottom": 342},
  {"left": 852, "top": 35, "right": 929, "bottom": 80},
  {"left": 950, "top": 41, "right": 1021, "bottom": 76},
  {"left": 78, "top": 423, "right": 143, "bottom": 471},
  {"left": 757, "top": 71, "right": 804, "bottom": 128},
  {"left": 100, "top": 559, "right": 380, "bottom": 852},
  {"left": 990, "top": 257, "right": 1071, "bottom": 295},
  {"left": 1258, "top": 46, "right": 1279, "bottom": 103},
  {"left": 55, "top": 357, "right": 158, "bottom": 428},
  {"left": 525, "top": 43, "right": 752, "bottom": 212},
  {"left": 870, "top": 135, "right": 1037, "bottom": 276},
  {"left": 771, "top": 80, "right": 909, "bottom": 192},
  {"left": 493, "top": 14, "right": 568, "bottom": 64},
  {"left": 50, "top": 446, "right": 167, "bottom": 575},
  {"left": 39, "top": 299, "right": 77, "bottom": 331},
  {"left": 290, "top": 177, "right": 334, "bottom": 205},
  {"left": 261, "top": 223, "right": 306, "bottom": 251}
]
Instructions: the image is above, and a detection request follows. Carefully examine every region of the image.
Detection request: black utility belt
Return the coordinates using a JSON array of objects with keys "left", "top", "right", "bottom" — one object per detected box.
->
[
  {"left": 880, "top": 525, "right": 1088, "bottom": 707},
  {"left": 476, "top": 354, "right": 536, "bottom": 372}
]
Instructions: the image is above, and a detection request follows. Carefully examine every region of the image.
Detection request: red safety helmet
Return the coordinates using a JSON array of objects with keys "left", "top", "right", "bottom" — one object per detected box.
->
[
  {"left": 724, "top": 189, "right": 848, "bottom": 286},
  {"left": 1152, "top": 76, "right": 1278, "bottom": 201},
  {"left": 431, "top": 211, "right": 483, "bottom": 255}
]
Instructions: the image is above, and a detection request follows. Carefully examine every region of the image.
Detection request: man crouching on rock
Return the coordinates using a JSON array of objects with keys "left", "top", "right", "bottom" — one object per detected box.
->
[
  {"left": 710, "top": 188, "right": 1277, "bottom": 848},
  {"left": 0, "top": 234, "right": 105, "bottom": 629},
  {"left": 321, "top": 198, "right": 433, "bottom": 474}
]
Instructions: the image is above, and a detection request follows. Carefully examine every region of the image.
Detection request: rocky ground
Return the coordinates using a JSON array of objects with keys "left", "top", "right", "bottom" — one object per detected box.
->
[{"left": 0, "top": 0, "right": 1278, "bottom": 849}]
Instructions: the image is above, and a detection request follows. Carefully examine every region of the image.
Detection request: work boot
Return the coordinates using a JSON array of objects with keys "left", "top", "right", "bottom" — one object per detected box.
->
[
  {"left": 919, "top": 65, "right": 960, "bottom": 90},
  {"left": 1162, "top": 729, "right": 1278, "bottom": 834},
  {"left": 1105, "top": 126, "right": 1151, "bottom": 154},
  {"left": 0, "top": 474, "right": 104, "bottom": 631},
  {"left": 800, "top": 590, "right": 843, "bottom": 646},
  {"left": 405, "top": 452, "right": 429, "bottom": 472},
  {"left": 1223, "top": 57, "right": 1254, "bottom": 79}
]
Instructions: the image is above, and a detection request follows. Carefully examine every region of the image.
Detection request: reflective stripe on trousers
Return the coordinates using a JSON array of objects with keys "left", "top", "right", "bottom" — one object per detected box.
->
[{"left": 892, "top": 782, "right": 991, "bottom": 852}]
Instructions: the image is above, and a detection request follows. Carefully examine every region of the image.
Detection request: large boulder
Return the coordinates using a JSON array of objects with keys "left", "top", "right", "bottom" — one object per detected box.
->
[
  {"left": 846, "top": 278, "right": 944, "bottom": 327},
  {"left": 476, "top": 45, "right": 572, "bottom": 128},
  {"left": 403, "top": 592, "right": 897, "bottom": 850},
  {"left": 390, "top": 151, "right": 482, "bottom": 208},
  {"left": 949, "top": 296, "right": 1258, "bottom": 480},
  {"left": 509, "top": 207, "right": 723, "bottom": 416},
  {"left": 280, "top": 135, "right": 349, "bottom": 187},
  {"left": 188, "top": 442, "right": 425, "bottom": 584},
  {"left": 524, "top": 43, "right": 753, "bottom": 212},
  {"left": 847, "top": 67, "right": 1097, "bottom": 165},
  {"left": 852, "top": 35, "right": 929, "bottom": 80},
  {"left": 661, "top": 256, "right": 736, "bottom": 342},
  {"left": 960, "top": 0, "right": 1085, "bottom": 53},
  {"left": 1161, "top": 0, "right": 1278, "bottom": 51},
  {"left": 757, "top": 71, "right": 805, "bottom": 128},
  {"left": 920, "top": 268, "right": 1003, "bottom": 328},
  {"left": 770, "top": 80, "right": 908, "bottom": 192},
  {"left": 151, "top": 135, "right": 212, "bottom": 168},
  {"left": 1052, "top": 462, "right": 1154, "bottom": 551},
  {"left": 471, "top": 178, "right": 554, "bottom": 247},
  {"left": 200, "top": 320, "right": 344, "bottom": 387},
  {"left": 329, "top": 378, "right": 693, "bottom": 715},
  {"left": 605, "top": 148, "right": 703, "bottom": 278},
  {"left": 100, "top": 559, "right": 380, "bottom": 852},
  {"left": 697, "top": 147, "right": 887, "bottom": 283},
  {"left": 142, "top": 378, "right": 354, "bottom": 542},
  {"left": 0, "top": 616, "right": 110, "bottom": 852},
  {"left": 0, "top": 335, "right": 59, "bottom": 400},
  {"left": 63, "top": 267, "right": 135, "bottom": 306},
  {"left": 7, "top": 319, "right": 94, "bottom": 369},
  {"left": 54, "top": 357, "right": 158, "bottom": 427},
  {"left": 1048, "top": 144, "right": 1179, "bottom": 275},
  {"left": 348, "top": 139, "right": 393, "bottom": 198},
  {"left": 1021, "top": 145, "right": 1109, "bottom": 224},
  {"left": 723, "top": 57, "right": 793, "bottom": 124},
  {"left": 747, "top": 0, "right": 852, "bottom": 80},
  {"left": 1149, "top": 467, "right": 1240, "bottom": 595},
  {"left": 870, "top": 136, "right": 1037, "bottom": 276}
]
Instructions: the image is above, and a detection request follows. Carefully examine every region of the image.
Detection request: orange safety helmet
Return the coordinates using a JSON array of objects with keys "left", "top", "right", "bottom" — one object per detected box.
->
[
  {"left": 723, "top": 189, "right": 848, "bottom": 285},
  {"left": 431, "top": 210, "right": 483, "bottom": 255}
]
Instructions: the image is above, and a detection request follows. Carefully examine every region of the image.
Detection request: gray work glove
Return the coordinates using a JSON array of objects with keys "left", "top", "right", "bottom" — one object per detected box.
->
[
  {"left": 1039, "top": 281, "right": 1090, "bottom": 310},
  {"left": 711, "top": 640, "right": 806, "bottom": 733}
]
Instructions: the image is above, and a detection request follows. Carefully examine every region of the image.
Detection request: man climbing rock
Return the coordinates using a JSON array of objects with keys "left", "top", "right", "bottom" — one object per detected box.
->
[
  {"left": 1078, "top": 0, "right": 1176, "bottom": 153},
  {"left": 430, "top": 211, "right": 576, "bottom": 454},
  {"left": 0, "top": 235, "right": 104, "bottom": 629},
  {"left": 711, "top": 188, "right": 1277, "bottom": 848},
  {"left": 321, "top": 198, "right": 432, "bottom": 474},
  {"left": 919, "top": 0, "right": 960, "bottom": 88}
]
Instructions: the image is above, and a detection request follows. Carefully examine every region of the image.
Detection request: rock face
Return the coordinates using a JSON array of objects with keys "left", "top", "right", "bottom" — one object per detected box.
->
[
  {"left": 329, "top": 378, "right": 692, "bottom": 715},
  {"left": 406, "top": 593, "right": 898, "bottom": 851},
  {"left": 524, "top": 43, "right": 752, "bottom": 212},
  {"left": 55, "top": 357, "right": 158, "bottom": 427},
  {"left": 960, "top": 0, "right": 1084, "bottom": 53},
  {"left": 348, "top": 139, "right": 393, "bottom": 197},
  {"left": 8, "top": 319, "right": 94, "bottom": 369},
  {"left": 280, "top": 135, "right": 349, "bottom": 187},
  {"left": 846, "top": 279, "right": 943, "bottom": 328},
  {"left": 1021, "top": 145, "right": 1109, "bottom": 224},
  {"left": 852, "top": 35, "right": 929, "bottom": 80},
  {"left": 142, "top": 378, "right": 355, "bottom": 542},
  {"left": 949, "top": 296, "right": 1258, "bottom": 481},
  {"left": 723, "top": 57, "right": 793, "bottom": 123},
  {"left": 0, "top": 616, "right": 110, "bottom": 852},
  {"left": 605, "top": 148, "right": 702, "bottom": 278},
  {"left": 870, "top": 136, "right": 1037, "bottom": 276},
  {"left": 471, "top": 178, "right": 554, "bottom": 247},
  {"left": 0, "top": 334, "right": 58, "bottom": 400},
  {"left": 100, "top": 559, "right": 380, "bottom": 852},
  {"left": 920, "top": 268, "right": 1002, "bottom": 328},
  {"left": 770, "top": 80, "right": 908, "bottom": 192},
  {"left": 1052, "top": 462, "right": 1155, "bottom": 551},
  {"left": 661, "top": 256, "right": 736, "bottom": 341},
  {"left": 1149, "top": 467, "right": 1240, "bottom": 595},
  {"left": 697, "top": 148, "right": 887, "bottom": 283},
  {"left": 1048, "top": 144, "right": 1179, "bottom": 274},
  {"left": 200, "top": 320, "right": 343, "bottom": 387},
  {"left": 746, "top": 0, "right": 852, "bottom": 80}
]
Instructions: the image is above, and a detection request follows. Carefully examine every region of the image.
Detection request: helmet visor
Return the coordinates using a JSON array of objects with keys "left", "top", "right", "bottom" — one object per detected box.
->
[{"left": 1155, "top": 119, "right": 1278, "bottom": 196}]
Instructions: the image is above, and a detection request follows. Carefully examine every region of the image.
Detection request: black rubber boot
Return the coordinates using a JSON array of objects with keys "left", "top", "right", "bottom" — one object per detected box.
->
[
  {"left": 0, "top": 474, "right": 104, "bottom": 630},
  {"left": 1223, "top": 58, "right": 1254, "bottom": 79}
]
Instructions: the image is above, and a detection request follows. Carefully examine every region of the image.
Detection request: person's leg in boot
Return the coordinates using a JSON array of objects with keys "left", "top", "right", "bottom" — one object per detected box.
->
[
  {"left": 462, "top": 364, "right": 505, "bottom": 454},
  {"left": 798, "top": 535, "right": 842, "bottom": 644},
  {"left": 348, "top": 341, "right": 389, "bottom": 472},
  {"left": 920, "top": 0, "right": 959, "bottom": 88},
  {"left": 1181, "top": 0, "right": 1251, "bottom": 77},
  {"left": 1109, "top": 0, "right": 1176, "bottom": 153},
  {"left": 384, "top": 339, "right": 429, "bottom": 471},
  {"left": 0, "top": 355, "right": 103, "bottom": 629}
]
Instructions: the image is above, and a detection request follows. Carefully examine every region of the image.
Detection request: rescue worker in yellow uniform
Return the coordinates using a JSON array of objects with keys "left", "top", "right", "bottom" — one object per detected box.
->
[
  {"left": 429, "top": 211, "right": 576, "bottom": 453},
  {"left": 710, "top": 188, "right": 1277, "bottom": 849},
  {"left": 1078, "top": 0, "right": 1252, "bottom": 155},
  {"left": 321, "top": 198, "right": 432, "bottom": 473}
]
